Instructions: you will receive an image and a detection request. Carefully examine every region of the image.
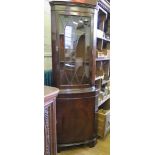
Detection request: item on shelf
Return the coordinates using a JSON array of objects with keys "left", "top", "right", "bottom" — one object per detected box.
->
[
  {"left": 97, "top": 11, "right": 106, "bottom": 30},
  {"left": 107, "top": 49, "right": 110, "bottom": 57},
  {"left": 96, "top": 49, "right": 110, "bottom": 58},
  {"left": 96, "top": 63, "right": 105, "bottom": 77},
  {"left": 105, "top": 34, "right": 110, "bottom": 40},
  {"left": 101, "top": 49, "right": 108, "bottom": 56},
  {"left": 105, "top": 85, "right": 110, "bottom": 95},
  {"left": 97, "top": 51, "right": 105, "bottom": 58},
  {"left": 97, "top": 39, "right": 103, "bottom": 50},
  {"left": 98, "top": 91, "right": 105, "bottom": 102},
  {"left": 97, "top": 109, "right": 110, "bottom": 138}
]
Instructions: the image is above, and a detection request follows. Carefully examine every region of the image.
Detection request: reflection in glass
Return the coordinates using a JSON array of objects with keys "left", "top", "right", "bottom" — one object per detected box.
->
[
  {"left": 65, "top": 26, "right": 73, "bottom": 49},
  {"left": 59, "top": 15, "right": 91, "bottom": 86}
]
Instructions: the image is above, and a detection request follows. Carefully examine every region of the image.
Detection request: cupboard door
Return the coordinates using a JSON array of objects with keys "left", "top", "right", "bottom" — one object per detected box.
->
[{"left": 58, "top": 15, "right": 92, "bottom": 86}]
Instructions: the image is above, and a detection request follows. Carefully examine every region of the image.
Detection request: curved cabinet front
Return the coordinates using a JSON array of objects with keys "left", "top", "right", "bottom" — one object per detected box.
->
[{"left": 56, "top": 88, "right": 99, "bottom": 150}]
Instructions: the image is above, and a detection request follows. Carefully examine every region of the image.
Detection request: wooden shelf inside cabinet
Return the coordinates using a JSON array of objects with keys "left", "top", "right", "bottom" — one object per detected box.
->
[
  {"left": 98, "top": 94, "right": 110, "bottom": 107},
  {"left": 98, "top": 0, "right": 110, "bottom": 13},
  {"left": 96, "top": 49, "right": 110, "bottom": 58},
  {"left": 102, "top": 79, "right": 110, "bottom": 85},
  {"left": 95, "top": 77, "right": 110, "bottom": 84},
  {"left": 95, "top": 76, "right": 104, "bottom": 81},
  {"left": 103, "top": 37, "right": 110, "bottom": 42},
  {"left": 96, "top": 57, "right": 110, "bottom": 61}
]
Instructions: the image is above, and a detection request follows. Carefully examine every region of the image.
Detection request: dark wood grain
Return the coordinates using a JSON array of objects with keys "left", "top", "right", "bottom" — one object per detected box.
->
[
  {"left": 49, "top": 1, "right": 99, "bottom": 151},
  {"left": 56, "top": 88, "right": 99, "bottom": 150}
]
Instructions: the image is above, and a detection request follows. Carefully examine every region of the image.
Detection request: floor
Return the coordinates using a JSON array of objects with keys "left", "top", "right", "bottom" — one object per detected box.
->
[{"left": 58, "top": 133, "right": 110, "bottom": 155}]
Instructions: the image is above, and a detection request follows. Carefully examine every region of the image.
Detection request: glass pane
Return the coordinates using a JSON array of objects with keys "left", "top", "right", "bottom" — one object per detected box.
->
[{"left": 58, "top": 15, "right": 91, "bottom": 86}]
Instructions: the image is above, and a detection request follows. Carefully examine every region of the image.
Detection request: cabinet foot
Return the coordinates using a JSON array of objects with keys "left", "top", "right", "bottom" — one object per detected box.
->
[
  {"left": 57, "top": 147, "right": 61, "bottom": 153},
  {"left": 88, "top": 140, "right": 96, "bottom": 148}
]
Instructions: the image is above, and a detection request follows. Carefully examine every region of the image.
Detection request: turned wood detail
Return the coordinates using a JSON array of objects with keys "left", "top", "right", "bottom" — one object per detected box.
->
[{"left": 44, "top": 107, "right": 50, "bottom": 155}]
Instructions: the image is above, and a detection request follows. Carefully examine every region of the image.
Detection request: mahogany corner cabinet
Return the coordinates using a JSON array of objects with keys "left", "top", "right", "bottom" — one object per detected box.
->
[{"left": 49, "top": 0, "right": 99, "bottom": 151}]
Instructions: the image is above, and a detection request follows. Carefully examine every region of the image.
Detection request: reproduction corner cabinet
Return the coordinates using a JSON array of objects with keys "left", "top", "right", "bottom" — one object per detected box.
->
[{"left": 49, "top": 0, "right": 99, "bottom": 151}]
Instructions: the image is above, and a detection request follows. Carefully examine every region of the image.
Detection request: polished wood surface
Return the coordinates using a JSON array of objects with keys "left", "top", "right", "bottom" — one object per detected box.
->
[
  {"left": 49, "top": 0, "right": 99, "bottom": 151},
  {"left": 44, "top": 86, "right": 59, "bottom": 155},
  {"left": 56, "top": 88, "right": 99, "bottom": 151},
  {"left": 50, "top": 0, "right": 97, "bottom": 6},
  {"left": 44, "top": 86, "right": 59, "bottom": 106}
]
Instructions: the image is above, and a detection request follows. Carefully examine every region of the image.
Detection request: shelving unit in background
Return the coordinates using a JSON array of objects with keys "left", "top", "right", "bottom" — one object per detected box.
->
[
  {"left": 95, "top": 0, "right": 110, "bottom": 138},
  {"left": 95, "top": 0, "right": 110, "bottom": 108}
]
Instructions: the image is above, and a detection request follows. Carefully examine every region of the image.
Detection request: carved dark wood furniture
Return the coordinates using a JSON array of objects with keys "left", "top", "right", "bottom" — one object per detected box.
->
[{"left": 44, "top": 86, "right": 59, "bottom": 155}]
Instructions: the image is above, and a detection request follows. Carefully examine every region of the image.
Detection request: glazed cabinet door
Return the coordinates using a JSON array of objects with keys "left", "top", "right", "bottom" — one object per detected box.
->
[
  {"left": 51, "top": 6, "right": 95, "bottom": 88},
  {"left": 58, "top": 15, "right": 92, "bottom": 86}
]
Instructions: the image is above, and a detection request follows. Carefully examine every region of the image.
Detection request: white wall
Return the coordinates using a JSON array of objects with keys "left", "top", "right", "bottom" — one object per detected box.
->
[{"left": 44, "top": 0, "right": 52, "bottom": 70}]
